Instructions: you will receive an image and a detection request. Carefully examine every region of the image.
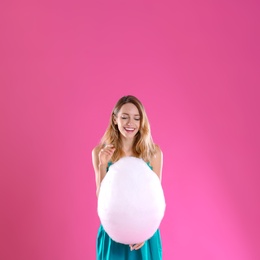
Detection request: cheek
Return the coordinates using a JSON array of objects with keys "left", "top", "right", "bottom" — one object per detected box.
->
[
  {"left": 118, "top": 121, "right": 125, "bottom": 129},
  {"left": 118, "top": 120, "right": 124, "bottom": 127}
]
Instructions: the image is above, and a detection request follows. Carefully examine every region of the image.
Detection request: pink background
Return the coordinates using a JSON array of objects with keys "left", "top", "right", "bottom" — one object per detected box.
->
[{"left": 1, "top": 1, "right": 259, "bottom": 259}]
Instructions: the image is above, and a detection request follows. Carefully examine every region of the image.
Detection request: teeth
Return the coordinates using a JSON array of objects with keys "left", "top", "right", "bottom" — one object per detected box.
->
[{"left": 125, "top": 127, "right": 134, "bottom": 130}]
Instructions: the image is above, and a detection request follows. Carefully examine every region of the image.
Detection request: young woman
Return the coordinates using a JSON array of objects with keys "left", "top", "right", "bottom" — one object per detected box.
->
[{"left": 92, "top": 95, "right": 163, "bottom": 259}]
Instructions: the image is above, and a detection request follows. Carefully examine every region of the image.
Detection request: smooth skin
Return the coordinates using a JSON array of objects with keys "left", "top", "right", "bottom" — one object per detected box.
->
[{"left": 92, "top": 103, "right": 163, "bottom": 251}]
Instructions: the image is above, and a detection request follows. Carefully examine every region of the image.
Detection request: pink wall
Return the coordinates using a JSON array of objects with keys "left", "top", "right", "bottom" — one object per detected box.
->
[{"left": 1, "top": 1, "right": 259, "bottom": 259}]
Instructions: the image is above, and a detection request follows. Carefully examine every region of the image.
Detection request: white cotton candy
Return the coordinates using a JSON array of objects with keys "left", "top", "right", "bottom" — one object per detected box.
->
[{"left": 97, "top": 156, "right": 166, "bottom": 244}]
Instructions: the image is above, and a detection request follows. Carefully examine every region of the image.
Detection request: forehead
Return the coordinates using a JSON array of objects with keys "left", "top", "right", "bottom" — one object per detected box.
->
[{"left": 119, "top": 103, "right": 140, "bottom": 115}]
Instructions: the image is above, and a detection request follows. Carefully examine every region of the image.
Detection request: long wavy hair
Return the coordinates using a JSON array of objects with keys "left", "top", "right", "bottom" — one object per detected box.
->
[{"left": 100, "top": 95, "right": 156, "bottom": 162}]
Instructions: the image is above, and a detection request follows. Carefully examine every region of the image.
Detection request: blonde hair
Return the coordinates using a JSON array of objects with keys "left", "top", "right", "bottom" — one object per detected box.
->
[{"left": 100, "top": 95, "right": 156, "bottom": 162}]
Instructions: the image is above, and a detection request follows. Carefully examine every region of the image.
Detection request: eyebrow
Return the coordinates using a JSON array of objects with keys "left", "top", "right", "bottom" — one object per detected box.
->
[{"left": 121, "top": 113, "right": 140, "bottom": 117}]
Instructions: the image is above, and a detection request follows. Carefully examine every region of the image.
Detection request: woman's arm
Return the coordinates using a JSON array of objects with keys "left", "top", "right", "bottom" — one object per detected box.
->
[
  {"left": 92, "top": 145, "right": 106, "bottom": 196},
  {"left": 92, "top": 144, "right": 115, "bottom": 196},
  {"left": 150, "top": 145, "right": 163, "bottom": 182}
]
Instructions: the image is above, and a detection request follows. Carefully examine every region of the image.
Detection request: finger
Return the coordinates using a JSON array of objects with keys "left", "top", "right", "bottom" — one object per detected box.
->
[
  {"left": 129, "top": 244, "right": 135, "bottom": 251},
  {"left": 103, "top": 149, "right": 114, "bottom": 156},
  {"left": 102, "top": 146, "right": 115, "bottom": 153},
  {"left": 100, "top": 147, "right": 112, "bottom": 153},
  {"left": 105, "top": 148, "right": 116, "bottom": 155},
  {"left": 134, "top": 243, "right": 144, "bottom": 250},
  {"left": 105, "top": 144, "right": 114, "bottom": 148},
  {"left": 130, "top": 242, "right": 145, "bottom": 250}
]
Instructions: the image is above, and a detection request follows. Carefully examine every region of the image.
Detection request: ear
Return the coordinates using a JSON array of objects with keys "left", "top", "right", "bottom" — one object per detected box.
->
[{"left": 113, "top": 114, "right": 117, "bottom": 125}]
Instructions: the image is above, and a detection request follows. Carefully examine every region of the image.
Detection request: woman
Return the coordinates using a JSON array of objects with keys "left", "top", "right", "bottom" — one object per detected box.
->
[{"left": 92, "top": 95, "right": 163, "bottom": 259}]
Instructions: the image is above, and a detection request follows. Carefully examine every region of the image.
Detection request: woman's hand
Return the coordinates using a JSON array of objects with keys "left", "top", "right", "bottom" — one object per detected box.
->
[
  {"left": 129, "top": 242, "right": 145, "bottom": 251},
  {"left": 98, "top": 144, "right": 115, "bottom": 166}
]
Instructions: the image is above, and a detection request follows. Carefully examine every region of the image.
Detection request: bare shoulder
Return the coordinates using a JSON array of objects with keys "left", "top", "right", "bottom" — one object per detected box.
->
[
  {"left": 92, "top": 144, "right": 102, "bottom": 157},
  {"left": 154, "top": 144, "right": 163, "bottom": 159},
  {"left": 151, "top": 144, "right": 163, "bottom": 181}
]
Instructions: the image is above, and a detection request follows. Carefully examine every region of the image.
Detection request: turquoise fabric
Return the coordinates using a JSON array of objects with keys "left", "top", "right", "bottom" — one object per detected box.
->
[
  {"left": 97, "top": 159, "right": 163, "bottom": 260},
  {"left": 97, "top": 226, "right": 162, "bottom": 260}
]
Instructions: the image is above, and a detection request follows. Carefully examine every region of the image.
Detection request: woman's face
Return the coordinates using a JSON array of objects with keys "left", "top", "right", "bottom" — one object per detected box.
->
[{"left": 114, "top": 103, "right": 141, "bottom": 139}]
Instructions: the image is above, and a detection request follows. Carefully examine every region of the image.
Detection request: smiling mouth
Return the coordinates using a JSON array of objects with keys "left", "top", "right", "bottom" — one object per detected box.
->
[{"left": 124, "top": 127, "right": 135, "bottom": 132}]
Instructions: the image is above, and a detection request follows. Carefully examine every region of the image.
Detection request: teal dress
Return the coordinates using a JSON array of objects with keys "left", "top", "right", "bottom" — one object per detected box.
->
[{"left": 96, "top": 161, "right": 163, "bottom": 260}]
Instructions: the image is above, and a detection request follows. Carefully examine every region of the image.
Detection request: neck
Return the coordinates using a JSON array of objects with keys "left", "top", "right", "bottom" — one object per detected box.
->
[{"left": 121, "top": 137, "right": 135, "bottom": 156}]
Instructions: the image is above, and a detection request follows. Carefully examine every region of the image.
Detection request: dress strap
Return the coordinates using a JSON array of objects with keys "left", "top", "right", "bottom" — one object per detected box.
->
[
  {"left": 106, "top": 161, "right": 113, "bottom": 172},
  {"left": 147, "top": 161, "right": 153, "bottom": 170}
]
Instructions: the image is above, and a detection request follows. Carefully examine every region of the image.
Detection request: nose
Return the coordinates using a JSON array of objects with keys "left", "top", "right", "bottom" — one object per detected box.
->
[{"left": 127, "top": 117, "right": 133, "bottom": 125}]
